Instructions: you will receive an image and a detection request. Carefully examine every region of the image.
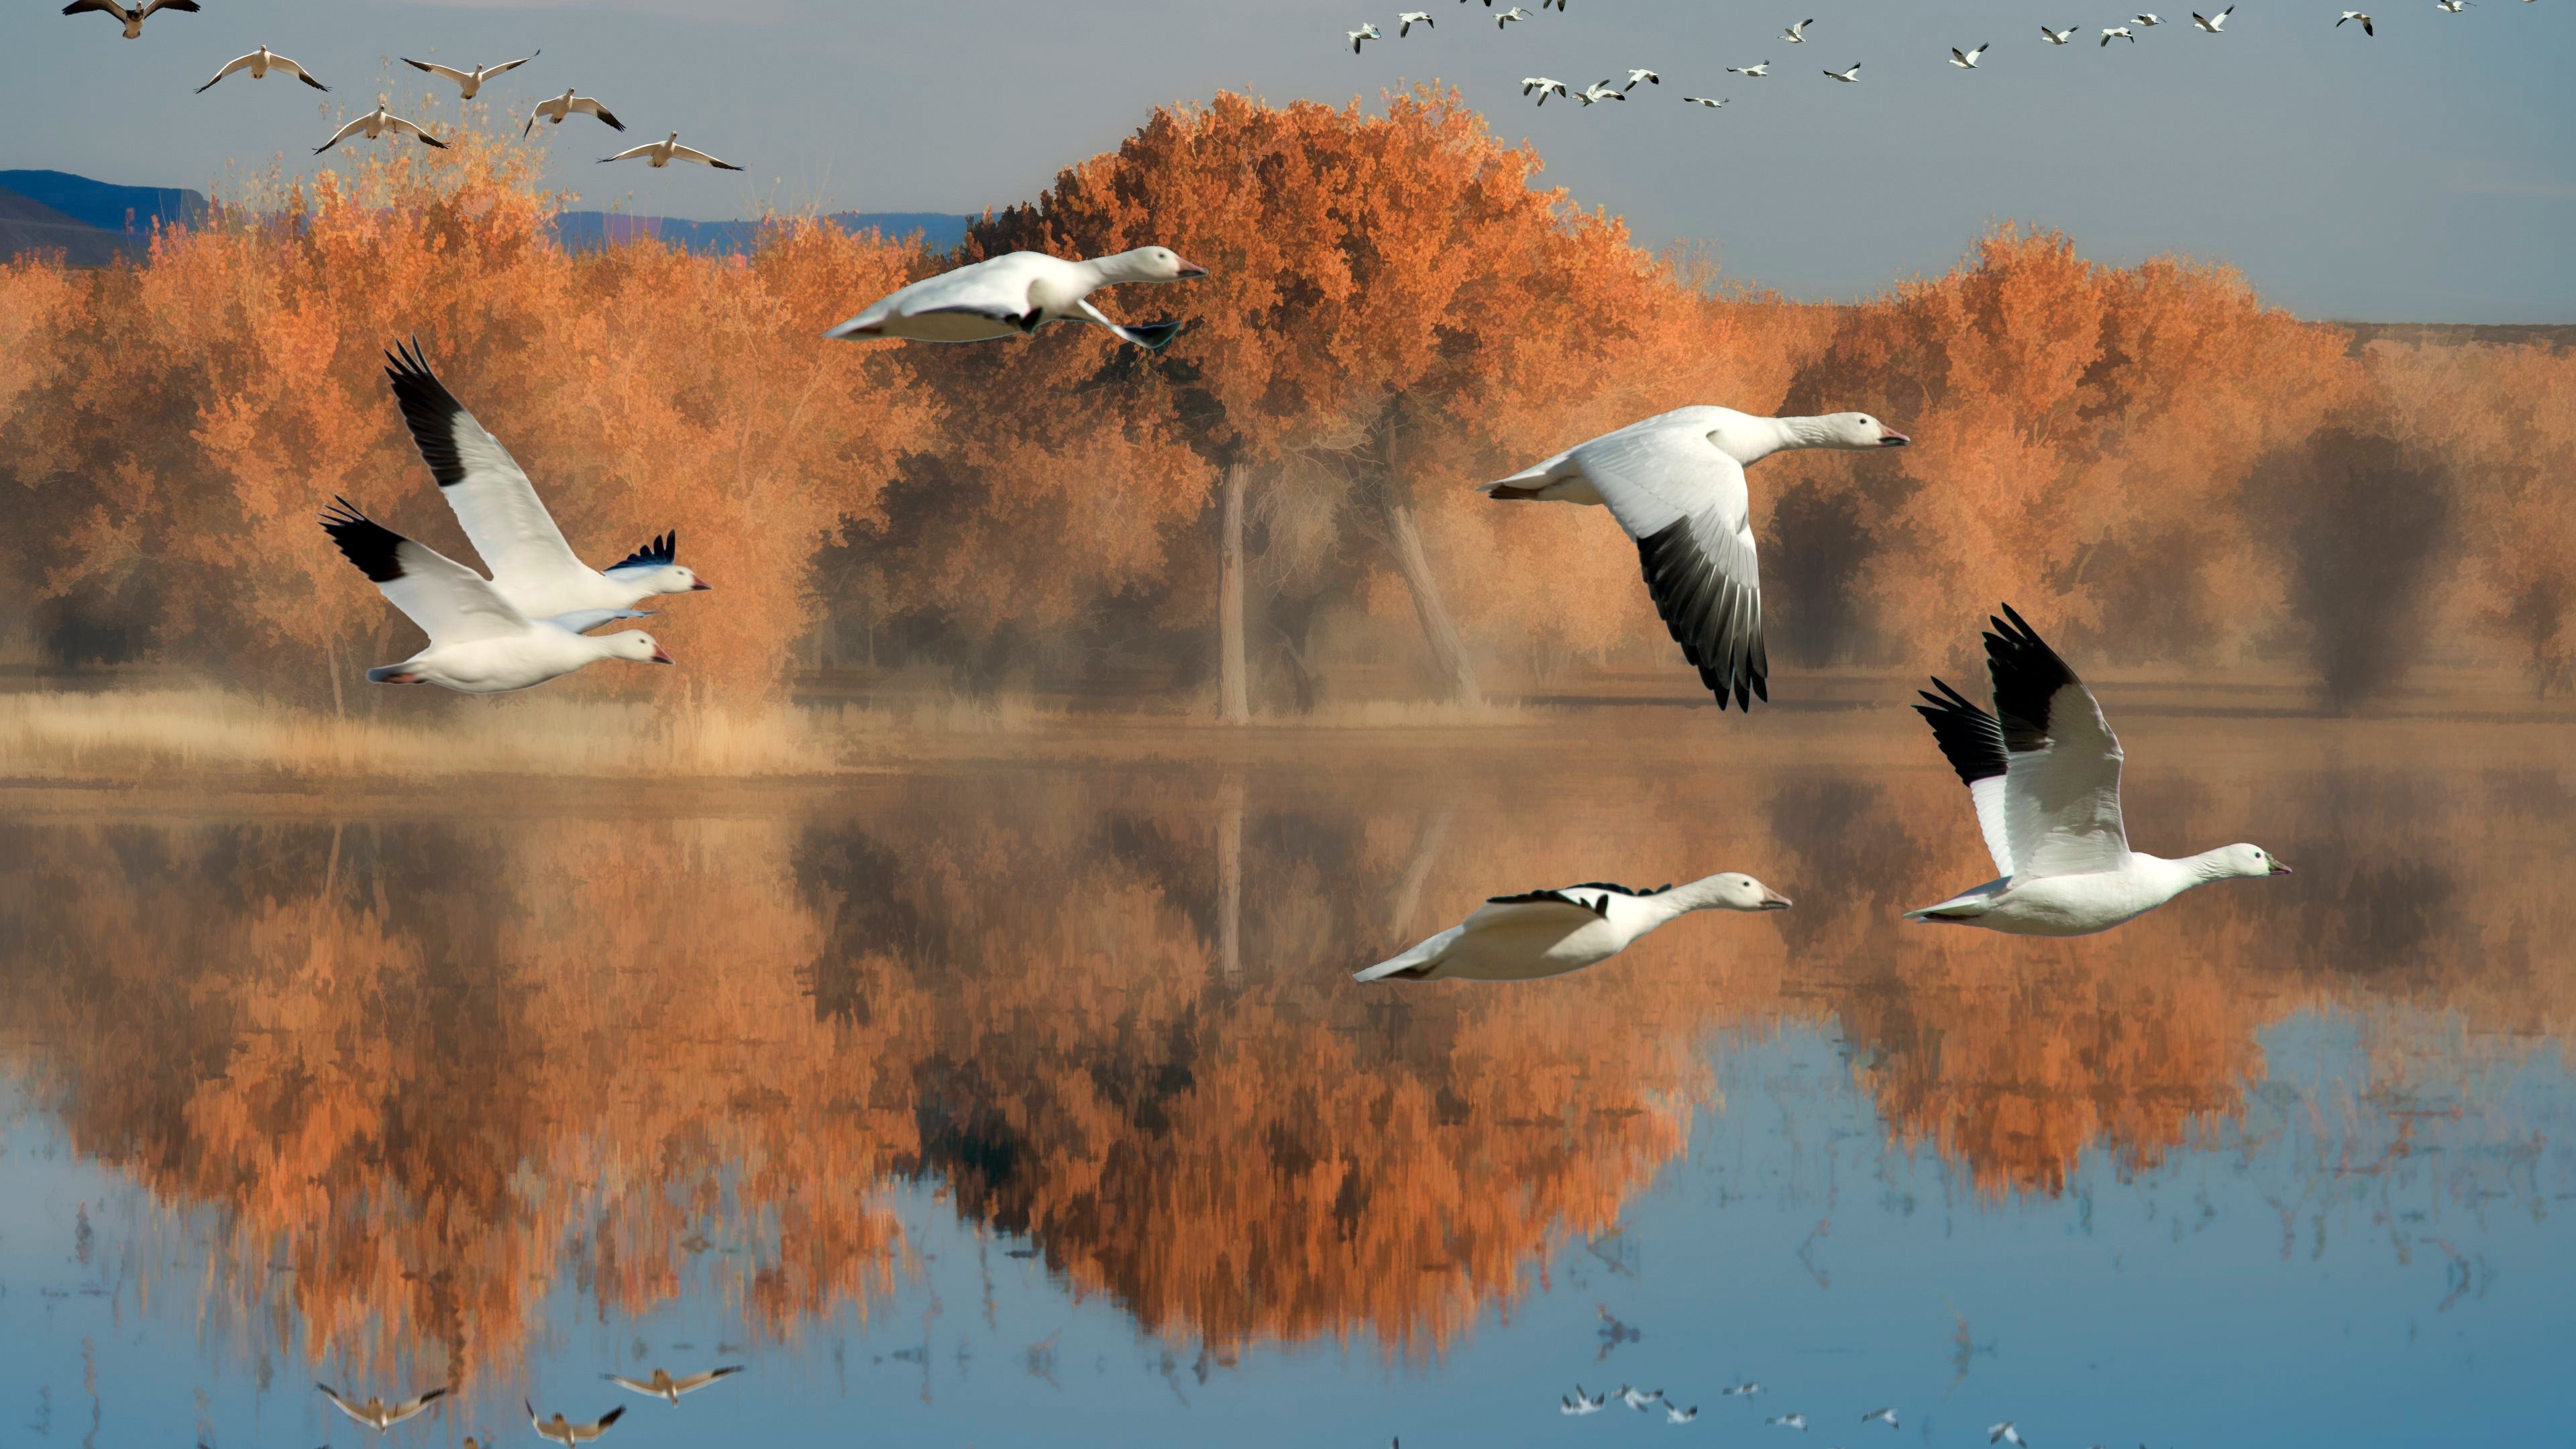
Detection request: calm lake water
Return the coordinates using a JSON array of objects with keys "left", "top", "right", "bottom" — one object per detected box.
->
[{"left": 3, "top": 720, "right": 2571, "bottom": 1447}]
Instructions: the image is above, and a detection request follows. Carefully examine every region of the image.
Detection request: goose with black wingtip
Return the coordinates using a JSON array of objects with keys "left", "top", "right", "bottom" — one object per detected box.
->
[
  {"left": 824, "top": 248, "right": 1208, "bottom": 350},
  {"left": 1355, "top": 873, "right": 1791, "bottom": 983}
]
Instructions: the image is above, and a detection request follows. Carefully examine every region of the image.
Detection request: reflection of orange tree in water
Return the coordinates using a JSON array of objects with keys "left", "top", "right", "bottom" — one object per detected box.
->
[{"left": 3, "top": 755, "right": 2570, "bottom": 1370}]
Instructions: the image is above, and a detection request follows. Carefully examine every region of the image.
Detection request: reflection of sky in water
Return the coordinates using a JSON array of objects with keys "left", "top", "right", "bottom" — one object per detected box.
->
[{"left": 7, "top": 1016, "right": 2567, "bottom": 1448}]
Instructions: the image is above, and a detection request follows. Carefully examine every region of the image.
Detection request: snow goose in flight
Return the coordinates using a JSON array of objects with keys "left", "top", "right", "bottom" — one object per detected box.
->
[
  {"left": 527, "top": 1401, "right": 627, "bottom": 1447},
  {"left": 60, "top": 0, "right": 195, "bottom": 40},
  {"left": 1907, "top": 604, "right": 2290, "bottom": 935},
  {"left": 1862, "top": 1408, "right": 1900, "bottom": 1428},
  {"left": 824, "top": 248, "right": 1206, "bottom": 350},
  {"left": 1823, "top": 61, "right": 1862, "bottom": 80},
  {"left": 2435, "top": 1, "right": 2471, "bottom": 11},
  {"left": 1347, "top": 22, "right": 1381, "bottom": 52},
  {"left": 2192, "top": 7, "right": 2234, "bottom": 28},
  {"left": 1766, "top": 1413, "right": 1809, "bottom": 1430},
  {"left": 1624, "top": 67, "right": 1661, "bottom": 88},
  {"left": 1355, "top": 873, "right": 1790, "bottom": 983},
  {"left": 602, "top": 1366, "right": 745, "bottom": 1405},
  {"left": 1522, "top": 76, "right": 1569, "bottom": 104},
  {"left": 1988, "top": 1426, "right": 2027, "bottom": 1448},
  {"left": 2135, "top": 11, "right": 2166, "bottom": 23},
  {"left": 316, "top": 104, "right": 446, "bottom": 154},
  {"left": 1562, "top": 1387, "right": 1611, "bottom": 1416},
  {"left": 2042, "top": 24, "right": 2080, "bottom": 42},
  {"left": 1620, "top": 1387, "right": 1665, "bottom": 1411},
  {"left": 1781, "top": 17, "right": 1815, "bottom": 41},
  {"left": 600, "top": 132, "right": 743, "bottom": 170},
  {"left": 1667, "top": 1405, "right": 1700, "bottom": 1424},
  {"left": 2100, "top": 24, "right": 2137, "bottom": 42},
  {"left": 1575, "top": 78, "right": 1627, "bottom": 104},
  {"left": 403, "top": 53, "right": 537, "bottom": 100},
  {"left": 1722, "top": 1382, "right": 1764, "bottom": 1397},
  {"left": 1727, "top": 60, "right": 1772, "bottom": 75},
  {"left": 1483, "top": 406, "right": 1907, "bottom": 708},
  {"left": 525, "top": 89, "right": 624, "bottom": 136},
  {"left": 321, "top": 499, "right": 675, "bottom": 693},
  {"left": 1496, "top": 6, "right": 1532, "bottom": 27},
  {"left": 1398, "top": 11, "right": 1433, "bottom": 35},
  {"left": 2338, "top": 9, "right": 2375, "bottom": 30},
  {"left": 198, "top": 46, "right": 327, "bottom": 93},
  {"left": 1682, "top": 95, "right": 1729, "bottom": 107},
  {"left": 1951, "top": 43, "right": 1989, "bottom": 66},
  {"left": 384, "top": 341, "right": 708, "bottom": 616},
  {"left": 316, "top": 1383, "right": 448, "bottom": 1432}
]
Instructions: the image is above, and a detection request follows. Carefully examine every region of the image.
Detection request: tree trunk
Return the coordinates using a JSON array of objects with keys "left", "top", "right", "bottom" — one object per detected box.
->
[
  {"left": 1215, "top": 773, "right": 1244, "bottom": 980},
  {"left": 327, "top": 639, "right": 344, "bottom": 722},
  {"left": 1368, "top": 476, "right": 1483, "bottom": 706},
  {"left": 1217, "top": 462, "right": 1251, "bottom": 723}
]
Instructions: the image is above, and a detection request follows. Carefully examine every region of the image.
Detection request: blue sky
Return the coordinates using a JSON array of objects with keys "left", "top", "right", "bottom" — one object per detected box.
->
[{"left": 5, "top": 0, "right": 2572, "bottom": 321}]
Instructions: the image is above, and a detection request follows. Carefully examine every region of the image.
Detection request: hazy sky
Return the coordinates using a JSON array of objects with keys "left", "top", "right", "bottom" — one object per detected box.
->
[{"left": 6, "top": 0, "right": 2571, "bottom": 321}]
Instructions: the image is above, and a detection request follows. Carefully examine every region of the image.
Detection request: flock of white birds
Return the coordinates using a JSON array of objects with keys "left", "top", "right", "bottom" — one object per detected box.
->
[{"left": 1348, "top": 0, "right": 2534, "bottom": 109}]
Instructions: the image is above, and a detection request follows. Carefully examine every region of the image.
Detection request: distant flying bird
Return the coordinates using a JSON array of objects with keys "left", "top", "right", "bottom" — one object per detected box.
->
[
  {"left": 1522, "top": 76, "right": 1570, "bottom": 103},
  {"left": 1347, "top": 22, "right": 1380, "bottom": 52},
  {"left": 1497, "top": 6, "right": 1532, "bottom": 26},
  {"left": 1480, "top": 406, "right": 1908, "bottom": 709},
  {"left": 1354, "top": 874, "right": 1790, "bottom": 983},
  {"left": 1397, "top": 11, "right": 1433, "bottom": 34},
  {"left": 315, "top": 1384, "right": 448, "bottom": 1433},
  {"left": 1625, "top": 67, "right": 1661, "bottom": 87},
  {"left": 1906, "top": 604, "right": 2292, "bottom": 934},
  {"left": 523, "top": 88, "right": 623, "bottom": 136},
  {"left": 1863, "top": 1408, "right": 1900, "bottom": 1428},
  {"left": 1723, "top": 1383, "right": 1764, "bottom": 1397},
  {"left": 60, "top": 0, "right": 196, "bottom": 40},
  {"left": 1782, "top": 16, "right": 1815, "bottom": 40},
  {"left": 2101, "top": 25, "right": 2137, "bottom": 42},
  {"left": 602, "top": 1367, "right": 745, "bottom": 1406},
  {"left": 2339, "top": 9, "right": 2375, "bottom": 30},
  {"left": 1727, "top": 60, "right": 1772, "bottom": 75},
  {"left": 599, "top": 132, "right": 743, "bottom": 170},
  {"left": 2135, "top": 11, "right": 2166, "bottom": 22},
  {"left": 2042, "top": 24, "right": 2080, "bottom": 42},
  {"left": 528, "top": 1401, "right": 627, "bottom": 1447},
  {"left": 315, "top": 104, "right": 447, "bottom": 154},
  {"left": 1668, "top": 1405, "right": 1701, "bottom": 1424},
  {"left": 403, "top": 53, "right": 537, "bottom": 100},
  {"left": 824, "top": 247, "right": 1206, "bottom": 350},
  {"left": 1682, "top": 95, "right": 1728, "bottom": 107},
  {"left": 382, "top": 341, "right": 708, "bottom": 616},
  {"left": 1989, "top": 1426, "right": 2027, "bottom": 1448},
  {"left": 320, "top": 499, "right": 676, "bottom": 693},
  {"left": 1823, "top": 60, "right": 1862, "bottom": 80},
  {"left": 1576, "top": 78, "right": 1627, "bottom": 104},
  {"left": 1562, "top": 1387, "right": 1612, "bottom": 1416},
  {"left": 197, "top": 45, "right": 327, "bottom": 93},
  {"left": 1542, "top": 0, "right": 1568, "bottom": 8},
  {"left": 1768, "top": 1413, "right": 1809, "bottom": 1430},
  {"left": 2192, "top": 7, "right": 2235, "bottom": 28},
  {"left": 2435, "top": 0, "right": 2471, "bottom": 11},
  {"left": 1621, "top": 1387, "right": 1666, "bottom": 1411},
  {"left": 1951, "top": 43, "right": 1989, "bottom": 66}
]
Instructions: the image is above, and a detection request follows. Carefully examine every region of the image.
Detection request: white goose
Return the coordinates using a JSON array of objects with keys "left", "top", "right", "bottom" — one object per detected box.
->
[
  {"left": 198, "top": 46, "right": 327, "bottom": 93},
  {"left": 2042, "top": 24, "right": 2080, "bottom": 42},
  {"left": 1907, "top": 604, "right": 2291, "bottom": 934},
  {"left": 2192, "top": 7, "right": 2234, "bottom": 28},
  {"left": 60, "top": 0, "right": 196, "bottom": 40},
  {"left": 1356, "top": 874, "right": 1790, "bottom": 983},
  {"left": 384, "top": 341, "right": 710, "bottom": 616},
  {"left": 525, "top": 88, "right": 625, "bottom": 137},
  {"left": 1497, "top": 6, "right": 1532, "bottom": 26},
  {"left": 403, "top": 53, "right": 537, "bottom": 100},
  {"left": 1483, "top": 406, "right": 1908, "bottom": 708},
  {"left": 1682, "top": 95, "right": 1729, "bottom": 107},
  {"left": 824, "top": 248, "right": 1207, "bottom": 350},
  {"left": 315, "top": 1383, "right": 447, "bottom": 1432},
  {"left": 1823, "top": 60, "right": 1862, "bottom": 80},
  {"left": 1625, "top": 67, "right": 1661, "bottom": 88},
  {"left": 1348, "top": 22, "right": 1381, "bottom": 52},
  {"left": 1727, "top": 60, "right": 1772, "bottom": 76},
  {"left": 1782, "top": 16, "right": 1815, "bottom": 41},
  {"left": 315, "top": 104, "right": 446, "bottom": 154},
  {"left": 321, "top": 498, "right": 676, "bottom": 693},
  {"left": 1951, "top": 43, "right": 1990, "bottom": 66},
  {"left": 602, "top": 1365, "right": 745, "bottom": 1405},
  {"left": 599, "top": 132, "right": 743, "bottom": 170},
  {"left": 1523, "top": 76, "right": 1570, "bottom": 103},
  {"left": 2135, "top": 11, "right": 2166, "bottom": 23},
  {"left": 1398, "top": 11, "right": 1433, "bottom": 35},
  {"left": 2338, "top": 9, "right": 2375, "bottom": 31},
  {"left": 2101, "top": 24, "right": 2138, "bottom": 42},
  {"left": 1576, "top": 78, "right": 1627, "bottom": 104},
  {"left": 528, "top": 1401, "right": 627, "bottom": 1447}
]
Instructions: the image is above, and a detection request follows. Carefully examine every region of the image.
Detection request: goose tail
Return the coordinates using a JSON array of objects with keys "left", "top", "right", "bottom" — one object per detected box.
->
[
  {"left": 365, "top": 663, "right": 421, "bottom": 684},
  {"left": 1354, "top": 926, "right": 1461, "bottom": 983},
  {"left": 1112, "top": 319, "right": 1185, "bottom": 351}
]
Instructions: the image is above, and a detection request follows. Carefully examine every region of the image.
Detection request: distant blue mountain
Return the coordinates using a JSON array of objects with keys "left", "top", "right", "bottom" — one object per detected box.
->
[
  {"left": 550, "top": 211, "right": 973, "bottom": 256},
  {"left": 0, "top": 170, "right": 205, "bottom": 235}
]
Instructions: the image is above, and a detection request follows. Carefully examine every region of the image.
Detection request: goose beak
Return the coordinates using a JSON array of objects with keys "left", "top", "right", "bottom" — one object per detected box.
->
[
  {"left": 1758, "top": 888, "right": 1794, "bottom": 910},
  {"left": 1175, "top": 258, "right": 1209, "bottom": 278},
  {"left": 690, "top": 578, "right": 714, "bottom": 591},
  {"left": 650, "top": 646, "right": 675, "bottom": 664},
  {"left": 1878, "top": 429, "right": 1911, "bottom": 447},
  {"left": 2269, "top": 860, "right": 2293, "bottom": 876}
]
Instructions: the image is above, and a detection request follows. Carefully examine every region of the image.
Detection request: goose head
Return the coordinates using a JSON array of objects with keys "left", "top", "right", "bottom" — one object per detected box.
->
[
  {"left": 643, "top": 563, "right": 713, "bottom": 594},
  {"left": 1813, "top": 411, "right": 1911, "bottom": 448},
  {"left": 2218, "top": 843, "right": 2292, "bottom": 878},
  {"left": 1098, "top": 246, "right": 1209, "bottom": 284},
  {"left": 603, "top": 630, "right": 676, "bottom": 665},
  {"left": 1689, "top": 873, "right": 1795, "bottom": 912}
]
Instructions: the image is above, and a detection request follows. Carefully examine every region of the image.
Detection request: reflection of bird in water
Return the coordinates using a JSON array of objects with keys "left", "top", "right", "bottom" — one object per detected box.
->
[
  {"left": 315, "top": 1383, "right": 447, "bottom": 1432},
  {"left": 527, "top": 1400, "right": 627, "bottom": 1445},
  {"left": 602, "top": 1365, "right": 745, "bottom": 1405},
  {"left": 1621, "top": 1386, "right": 1665, "bottom": 1411},
  {"left": 1354, "top": 873, "right": 1790, "bottom": 982},
  {"left": 1862, "top": 1406, "right": 1900, "bottom": 1428},
  {"left": 1906, "top": 604, "right": 2290, "bottom": 934},
  {"left": 1595, "top": 1302, "right": 1644, "bottom": 1358}
]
